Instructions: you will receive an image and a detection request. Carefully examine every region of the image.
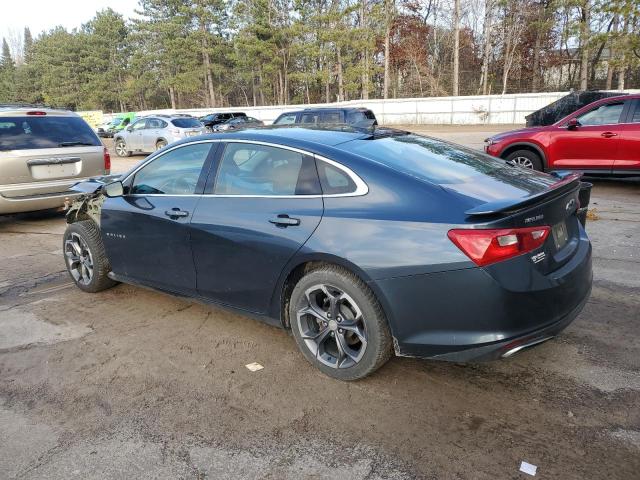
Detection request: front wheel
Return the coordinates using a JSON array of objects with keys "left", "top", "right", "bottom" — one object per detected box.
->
[
  {"left": 114, "top": 138, "right": 131, "bottom": 157},
  {"left": 289, "top": 265, "right": 393, "bottom": 380},
  {"left": 63, "top": 220, "right": 118, "bottom": 293},
  {"left": 504, "top": 149, "right": 543, "bottom": 171}
]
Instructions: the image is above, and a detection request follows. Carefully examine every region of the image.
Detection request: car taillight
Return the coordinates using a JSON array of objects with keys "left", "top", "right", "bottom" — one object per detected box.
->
[
  {"left": 26, "top": 111, "right": 47, "bottom": 115},
  {"left": 103, "top": 146, "right": 111, "bottom": 172},
  {"left": 447, "top": 226, "right": 550, "bottom": 267}
]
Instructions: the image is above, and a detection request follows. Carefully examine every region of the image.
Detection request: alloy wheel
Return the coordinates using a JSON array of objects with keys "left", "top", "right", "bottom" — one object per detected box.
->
[
  {"left": 509, "top": 156, "right": 534, "bottom": 169},
  {"left": 64, "top": 232, "right": 94, "bottom": 286},
  {"left": 115, "top": 140, "right": 127, "bottom": 157},
  {"left": 296, "top": 284, "right": 368, "bottom": 369},
  {"left": 156, "top": 140, "right": 167, "bottom": 150}
]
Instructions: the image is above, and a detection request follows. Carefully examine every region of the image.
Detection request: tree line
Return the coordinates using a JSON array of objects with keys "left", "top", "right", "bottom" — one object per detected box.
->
[{"left": 0, "top": 0, "right": 638, "bottom": 112}]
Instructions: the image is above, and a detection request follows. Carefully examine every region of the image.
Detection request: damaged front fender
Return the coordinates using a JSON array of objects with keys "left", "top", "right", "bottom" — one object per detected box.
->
[{"left": 66, "top": 175, "right": 121, "bottom": 227}]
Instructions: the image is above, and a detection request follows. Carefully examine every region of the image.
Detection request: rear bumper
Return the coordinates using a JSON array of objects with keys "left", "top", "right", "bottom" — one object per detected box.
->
[
  {"left": 426, "top": 289, "right": 590, "bottom": 361},
  {"left": 0, "top": 190, "right": 82, "bottom": 215},
  {"left": 374, "top": 234, "right": 592, "bottom": 362}
]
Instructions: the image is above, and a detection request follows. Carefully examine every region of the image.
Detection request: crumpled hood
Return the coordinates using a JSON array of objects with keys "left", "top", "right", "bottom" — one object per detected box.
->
[{"left": 70, "top": 174, "right": 122, "bottom": 194}]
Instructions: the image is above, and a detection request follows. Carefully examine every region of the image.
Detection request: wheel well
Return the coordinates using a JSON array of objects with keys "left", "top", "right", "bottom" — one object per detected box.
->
[
  {"left": 281, "top": 261, "right": 328, "bottom": 328},
  {"left": 500, "top": 144, "right": 545, "bottom": 164}
]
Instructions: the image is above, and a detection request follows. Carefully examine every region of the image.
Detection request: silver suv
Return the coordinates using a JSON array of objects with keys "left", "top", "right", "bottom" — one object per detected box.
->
[
  {"left": 113, "top": 115, "right": 206, "bottom": 157},
  {"left": 0, "top": 105, "right": 109, "bottom": 215}
]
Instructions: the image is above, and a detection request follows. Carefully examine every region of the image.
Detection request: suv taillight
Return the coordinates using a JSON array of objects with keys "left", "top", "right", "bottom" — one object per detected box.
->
[
  {"left": 448, "top": 226, "right": 550, "bottom": 267},
  {"left": 103, "top": 146, "right": 111, "bottom": 172}
]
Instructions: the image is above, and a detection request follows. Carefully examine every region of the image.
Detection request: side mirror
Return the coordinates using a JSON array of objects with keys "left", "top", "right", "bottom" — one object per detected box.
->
[
  {"left": 104, "top": 181, "right": 124, "bottom": 198},
  {"left": 567, "top": 118, "right": 580, "bottom": 130},
  {"left": 126, "top": 126, "right": 133, "bottom": 132}
]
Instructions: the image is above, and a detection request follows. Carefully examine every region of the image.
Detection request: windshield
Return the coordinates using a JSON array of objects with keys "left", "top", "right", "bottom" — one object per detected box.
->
[
  {"left": 171, "top": 118, "right": 202, "bottom": 128},
  {"left": 0, "top": 116, "right": 101, "bottom": 151}
]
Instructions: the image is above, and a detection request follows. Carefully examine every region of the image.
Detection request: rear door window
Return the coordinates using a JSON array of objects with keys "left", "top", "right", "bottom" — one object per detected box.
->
[
  {"left": 321, "top": 111, "right": 342, "bottom": 123},
  {"left": 214, "top": 143, "right": 319, "bottom": 195},
  {"left": 147, "top": 118, "right": 166, "bottom": 129},
  {"left": 630, "top": 101, "right": 640, "bottom": 123},
  {"left": 0, "top": 115, "right": 101, "bottom": 151},
  {"left": 300, "top": 113, "right": 320, "bottom": 124}
]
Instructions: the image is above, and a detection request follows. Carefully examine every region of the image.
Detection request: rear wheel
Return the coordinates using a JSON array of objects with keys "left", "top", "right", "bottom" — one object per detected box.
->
[
  {"left": 155, "top": 139, "right": 167, "bottom": 150},
  {"left": 289, "top": 265, "right": 393, "bottom": 380},
  {"left": 63, "top": 220, "right": 117, "bottom": 293},
  {"left": 505, "top": 149, "right": 543, "bottom": 171},
  {"left": 114, "top": 138, "right": 131, "bottom": 157}
]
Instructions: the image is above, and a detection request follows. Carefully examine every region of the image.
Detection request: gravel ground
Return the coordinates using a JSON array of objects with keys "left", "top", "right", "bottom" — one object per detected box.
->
[{"left": 1, "top": 125, "right": 638, "bottom": 479}]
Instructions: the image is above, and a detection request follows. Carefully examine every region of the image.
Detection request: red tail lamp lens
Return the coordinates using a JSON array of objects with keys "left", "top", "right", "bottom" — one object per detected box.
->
[
  {"left": 103, "top": 147, "right": 111, "bottom": 171},
  {"left": 448, "top": 226, "right": 550, "bottom": 267}
]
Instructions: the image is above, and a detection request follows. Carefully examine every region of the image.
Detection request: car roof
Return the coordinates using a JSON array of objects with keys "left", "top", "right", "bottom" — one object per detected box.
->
[
  {"left": 144, "top": 114, "right": 196, "bottom": 121},
  {"left": 177, "top": 126, "right": 405, "bottom": 152},
  {"left": 277, "top": 107, "right": 372, "bottom": 116},
  {"left": 181, "top": 126, "right": 371, "bottom": 149}
]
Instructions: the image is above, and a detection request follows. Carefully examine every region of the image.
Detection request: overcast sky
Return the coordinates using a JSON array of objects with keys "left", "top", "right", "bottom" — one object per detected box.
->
[{"left": 1, "top": 0, "right": 139, "bottom": 48}]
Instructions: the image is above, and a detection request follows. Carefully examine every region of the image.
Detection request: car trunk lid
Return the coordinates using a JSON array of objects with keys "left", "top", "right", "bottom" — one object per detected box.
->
[
  {"left": 460, "top": 172, "right": 585, "bottom": 274},
  {"left": 0, "top": 146, "right": 105, "bottom": 197}
]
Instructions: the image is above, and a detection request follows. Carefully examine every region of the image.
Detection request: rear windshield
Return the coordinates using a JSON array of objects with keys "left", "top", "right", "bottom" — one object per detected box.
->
[
  {"left": 171, "top": 118, "right": 202, "bottom": 128},
  {"left": 0, "top": 115, "right": 101, "bottom": 151},
  {"left": 340, "top": 133, "right": 557, "bottom": 194}
]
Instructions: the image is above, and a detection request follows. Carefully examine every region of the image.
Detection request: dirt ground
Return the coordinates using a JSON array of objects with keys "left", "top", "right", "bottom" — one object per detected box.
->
[{"left": 1, "top": 126, "right": 639, "bottom": 479}]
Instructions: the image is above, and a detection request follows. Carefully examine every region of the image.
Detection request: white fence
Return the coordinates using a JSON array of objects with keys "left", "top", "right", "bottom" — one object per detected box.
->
[{"left": 106, "top": 90, "right": 638, "bottom": 126}]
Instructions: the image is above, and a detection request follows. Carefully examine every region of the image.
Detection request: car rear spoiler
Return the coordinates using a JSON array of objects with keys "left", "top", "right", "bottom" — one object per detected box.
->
[{"left": 465, "top": 171, "right": 583, "bottom": 216}]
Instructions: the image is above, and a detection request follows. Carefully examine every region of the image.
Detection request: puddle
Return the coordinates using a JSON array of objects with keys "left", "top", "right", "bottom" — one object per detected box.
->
[{"left": 0, "top": 307, "right": 91, "bottom": 351}]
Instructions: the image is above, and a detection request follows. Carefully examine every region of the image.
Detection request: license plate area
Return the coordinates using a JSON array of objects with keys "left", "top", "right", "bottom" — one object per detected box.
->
[
  {"left": 187, "top": 131, "right": 199, "bottom": 136},
  {"left": 552, "top": 221, "right": 569, "bottom": 250},
  {"left": 29, "top": 162, "right": 80, "bottom": 180}
]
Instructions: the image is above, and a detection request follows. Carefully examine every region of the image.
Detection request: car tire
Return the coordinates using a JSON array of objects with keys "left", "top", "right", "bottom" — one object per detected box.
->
[
  {"left": 115, "top": 138, "right": 131, "bottom": 157},
  {"left": 155, "top": 139, "right": 168, "bottom": 150},
  {"left": 505, "top": 149, "right": 543, "bottom": 171},
  {"left": 63, "top": 220, "right": 118, "bottom": 293},
  {"left": 289, "top": 265, "right": 393, "bottom": 380}
]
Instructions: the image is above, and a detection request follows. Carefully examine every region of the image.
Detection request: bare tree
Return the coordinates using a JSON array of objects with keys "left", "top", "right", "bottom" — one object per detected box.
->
[
  {"left": 452, "top": 0, "right": 460, "bottom": 95},
  {"left": 500, "top": 1, "right": 526, "bottom": 95},
  {"left": 383, "top": 0, "right": 395, "bottom": 99},
  {"left": 579, "top": 0, "right": 590, "bottom": 90},
  {"left": 479, "top": 0, "right": 493, "bottom": 95}
]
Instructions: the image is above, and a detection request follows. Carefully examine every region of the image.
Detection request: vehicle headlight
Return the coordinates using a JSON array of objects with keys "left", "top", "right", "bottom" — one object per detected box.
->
[{"left": 484, "top": 137, "right": 496, "bottom": 145}]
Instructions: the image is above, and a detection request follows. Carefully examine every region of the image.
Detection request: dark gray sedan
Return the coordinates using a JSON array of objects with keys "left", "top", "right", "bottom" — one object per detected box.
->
[{"left": 63, "top": 126, "right": 593, "bottom": 380}]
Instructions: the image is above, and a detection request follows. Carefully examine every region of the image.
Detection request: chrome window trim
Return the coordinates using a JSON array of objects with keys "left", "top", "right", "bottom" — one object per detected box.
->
[{"left": 123, "top": 138, "right": 368, "bottom": 199}]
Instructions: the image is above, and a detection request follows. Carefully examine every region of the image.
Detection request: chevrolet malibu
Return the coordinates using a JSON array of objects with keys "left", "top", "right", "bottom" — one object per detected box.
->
[{"left": 63, "top": 127, "right": 593, "bottom": 380}]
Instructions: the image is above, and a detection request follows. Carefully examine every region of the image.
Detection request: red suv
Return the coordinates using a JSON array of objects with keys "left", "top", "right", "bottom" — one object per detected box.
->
[{"left": 485, "top": 94, "right": 640, "bottom": 175}]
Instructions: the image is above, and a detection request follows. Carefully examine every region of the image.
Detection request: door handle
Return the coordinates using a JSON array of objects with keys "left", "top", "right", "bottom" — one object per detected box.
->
[
  {"left": 165, "top": 208, "right": 189, "bottom": 218},
  {"left": 269, "top": 214, "right": 300, "bottom": 227},
  {"left": 601, "top": 132, "right": 618, "bottom": 138}
]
